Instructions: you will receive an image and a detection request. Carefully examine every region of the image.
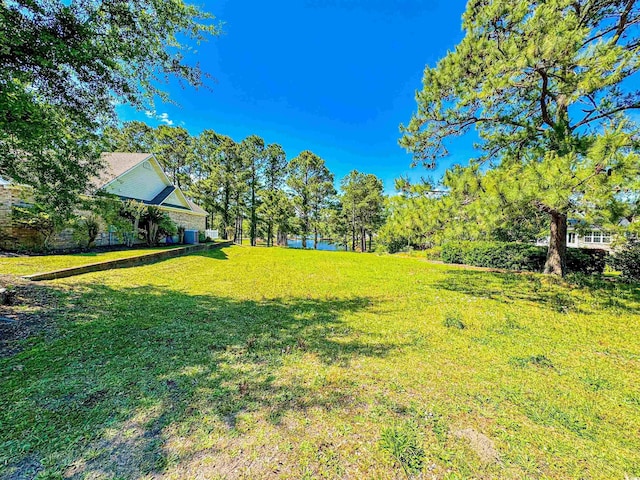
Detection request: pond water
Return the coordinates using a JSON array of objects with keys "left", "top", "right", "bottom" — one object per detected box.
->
[{"left": 287, "top": 238, "right": 340, "bottom": 251}]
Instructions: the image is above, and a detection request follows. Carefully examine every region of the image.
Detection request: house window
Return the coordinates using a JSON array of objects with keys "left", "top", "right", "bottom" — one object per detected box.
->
[
  {"left": 592, "top": 231, "right": 602, "bottom": 243},
  {"left": 568, "top": 233, "right": 576, "bottom": 244},
  {"left": 583, "top": 231, "right": 592, "bottom": 242},
  {"left": 602, "top": 232, "right": 611, "bottom": 243}
]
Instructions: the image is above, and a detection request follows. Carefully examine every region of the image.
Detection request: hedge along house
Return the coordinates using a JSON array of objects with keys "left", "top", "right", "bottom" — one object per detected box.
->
[{"left": 0, "top": 152, "right": 207, "bottom": 250}]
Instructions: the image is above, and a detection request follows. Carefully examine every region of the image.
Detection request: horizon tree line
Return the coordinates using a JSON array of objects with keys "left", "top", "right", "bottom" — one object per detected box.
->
[{"left": 103, "top": 122, "right": 387, "bottom": 249}]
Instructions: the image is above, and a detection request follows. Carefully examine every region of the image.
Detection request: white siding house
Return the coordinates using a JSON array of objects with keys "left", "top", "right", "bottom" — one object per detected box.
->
[
  {"left": 1, "top": 152, "right": 208, "bottom": 250},
  {"left": 537, "top": 220, "right": 631, "bottom": 252}
]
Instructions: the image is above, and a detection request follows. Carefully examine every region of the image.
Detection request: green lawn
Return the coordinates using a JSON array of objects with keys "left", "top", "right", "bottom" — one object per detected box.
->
[
  {"left": 0, "top": 246, "right": 181, "bottom": 276},
  {"left": 1, "top": 246, "right": 639, "bottom": 479}
]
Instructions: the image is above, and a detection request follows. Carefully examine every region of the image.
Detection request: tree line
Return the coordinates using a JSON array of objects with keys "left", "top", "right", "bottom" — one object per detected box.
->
[{"left": 104, "top": 122, "right": 386, "bottom": 250}]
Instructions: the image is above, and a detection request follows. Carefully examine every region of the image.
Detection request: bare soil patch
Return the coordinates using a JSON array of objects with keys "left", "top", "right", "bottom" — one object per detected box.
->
[{"left": 0, "top": 275, "right": 60, "bottom": 357}]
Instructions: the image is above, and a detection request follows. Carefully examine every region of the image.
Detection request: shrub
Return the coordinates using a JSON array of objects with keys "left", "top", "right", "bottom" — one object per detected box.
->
[
  {"left": 12, "top": 203, "right": 67, "bottom": 250},
  {"left": 441, "top": 241, "right": 546, "bottom": 271},
  {"left": 140, "top": 206, "right": 176, "bottom": 246},
  {"left": 610, "top": 240, "right": 640, "bottom": 282},
  {"left": 440, "top": 241, "right": 607, "bottom": 274},
  {"left": 72, "top": 215, "right": 101, "bottom": 248},
  {"left": 566, "top": 248, "right": 607, "bottom": 275}
]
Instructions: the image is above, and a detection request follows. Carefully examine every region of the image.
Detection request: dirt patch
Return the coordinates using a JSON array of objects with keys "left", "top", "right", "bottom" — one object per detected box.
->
[
  {"left": 64, "top": 416, "right": 166, "bottom": 480},
  {"left": 0, "top": 455, "right": 43, "bottom": 480},
  {"left": 453, "top": 428, "right": 500, "bottom": 464},
  {"left": 0, "top": 275, "right": 61, "bottom": 357}
]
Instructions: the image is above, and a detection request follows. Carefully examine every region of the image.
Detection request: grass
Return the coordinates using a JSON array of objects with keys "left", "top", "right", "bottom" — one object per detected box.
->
[
  {"left": 0, "top": 246, "right": 182, "bottom": 276},
  {"left": 0, "top": 246, "right": 639, "bottom": 478}
]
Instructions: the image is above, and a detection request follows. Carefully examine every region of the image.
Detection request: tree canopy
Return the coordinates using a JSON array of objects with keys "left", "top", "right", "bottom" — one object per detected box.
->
[
  {"left": 0, "top": 0, "right": 218, "bottom": 214},
  {"left": 400, "top": 0, "right": 640, "bottom": 274}
]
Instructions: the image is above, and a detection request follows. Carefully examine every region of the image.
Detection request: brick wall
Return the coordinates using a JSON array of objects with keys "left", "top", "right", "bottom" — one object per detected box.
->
[
  {"left": 0, "top": 186, "right": 41, "bottom": 250},
  {"left": 164, "top": 208, "right": 206, "bottom": 231},
  {"left": 0, "top": 185, "right": 207, "bottom": 251}
]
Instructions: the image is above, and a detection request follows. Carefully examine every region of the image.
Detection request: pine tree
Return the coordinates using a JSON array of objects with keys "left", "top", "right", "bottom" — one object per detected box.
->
[{"left": 401, "top": 0, "right": 640, "bottom": 275}]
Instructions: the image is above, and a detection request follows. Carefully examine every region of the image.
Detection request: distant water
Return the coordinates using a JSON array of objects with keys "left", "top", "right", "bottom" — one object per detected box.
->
[{"left": 287, "top": 238, "right": 339, "bottom": 251}]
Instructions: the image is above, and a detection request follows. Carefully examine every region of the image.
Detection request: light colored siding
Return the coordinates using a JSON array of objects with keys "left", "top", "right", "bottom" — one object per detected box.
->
[
  {"left": 163, "top": 190, "right": 189, "bottom": 209},
  {"left": 104, "top": 161, "right": 168, "bottom": 201}
]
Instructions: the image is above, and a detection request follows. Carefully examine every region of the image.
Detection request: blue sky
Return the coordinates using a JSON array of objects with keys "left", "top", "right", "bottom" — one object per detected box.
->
[{"left": 117, "top": 0, "right": 473, "bottom": 193}]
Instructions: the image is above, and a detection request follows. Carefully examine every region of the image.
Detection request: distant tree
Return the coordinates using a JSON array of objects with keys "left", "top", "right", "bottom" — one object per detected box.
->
[
  {"left": 259, "top": 144, "right": 288, "bottom": 246},
  {"left": 155, "top": 126, "right": 194, "bottom": 189},
  {"left": 287, "top": 151, "right": 335, "bottom": 249},
  {"left": 400, "top": 0, "right": 640, "bottom": 275},
  {"left": 103, "top": 122, "right": 156, "bottom": 153},
  {"left": 340, "top": 171, "right": 385, "bottom": 252},
  {"left": 1, "top": 0, "right": 218, "bottom": 213},
  {"left": 239, "top": 135, "right": 266, "bottom": 246},
  {"left": 190, "top": 129, "right": 225, "bottom": 230}
]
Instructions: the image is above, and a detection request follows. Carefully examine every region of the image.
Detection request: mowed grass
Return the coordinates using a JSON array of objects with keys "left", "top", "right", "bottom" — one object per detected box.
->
[
  {"left": 0, "top": 246, "right": 182, "bottom": 276},
  {"left": 1, "top": 246, "right": 639, "bottom": 479}
]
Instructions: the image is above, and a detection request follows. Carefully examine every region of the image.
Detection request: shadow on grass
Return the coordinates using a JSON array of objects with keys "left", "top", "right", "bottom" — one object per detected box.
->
[
  {"left": 433, "top": 268, "right": 640, "bottom": 314},
  {"left": 0, "top": 281, "right": 393, "bottom": 479}
]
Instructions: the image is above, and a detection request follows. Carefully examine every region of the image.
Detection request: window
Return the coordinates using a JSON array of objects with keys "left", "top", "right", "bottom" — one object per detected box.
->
[
  {"left": 583, "top": 231, "right": 592, "bottom": 242},
  {"left": 602, "top": 232, "right": 611, "bottom": 243},
  {"left": 568, "top": 233, "right": 576, "bottom": 244},
  {"left": 592, "top": 231, "right": 602, "bottom": 243}
]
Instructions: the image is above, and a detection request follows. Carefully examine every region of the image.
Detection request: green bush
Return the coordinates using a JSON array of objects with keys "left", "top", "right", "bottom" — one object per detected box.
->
[
  {"left": 610, "top": 240, "right": 640, "bottom": 282},
  {"left": 441, "top": 241, "right": 546, "bottom": 271},
  {"left": 566, "top": 248, "right": 607, "bottom": 275},
  {"left": 440, "top": 241, "right": 607, "bottom": 274}
]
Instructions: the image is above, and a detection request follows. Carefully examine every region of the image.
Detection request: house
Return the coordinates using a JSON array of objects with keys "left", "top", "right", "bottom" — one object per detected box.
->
[
  {"left": 0, "top": 152, "right": 208, "bottom": 250},
  {"left": 536, "top": 219, "right": 631, "bottom": 252}
]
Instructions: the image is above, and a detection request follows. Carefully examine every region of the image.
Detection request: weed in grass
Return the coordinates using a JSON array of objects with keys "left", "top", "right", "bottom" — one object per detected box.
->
[
  {"left": 581, "top": 374, "right": 612, "bottom": 392},
  {"left": 551, "top": 293, "right": 573, "bottom": 313},
  {"left": 425, "top": 412, "right": 449, "bottom": 443},
  {"left": 509, "top": 355, "right": 554, "bottom": 369},
  {"left": 444, "top": 315, "right": 465, "bottom": 329},
  {"left": 380, "top": 420, "right": 426, "bottom": 476},
  {"left": 503, "top": 313, "right": 523, "bottom": 331}
]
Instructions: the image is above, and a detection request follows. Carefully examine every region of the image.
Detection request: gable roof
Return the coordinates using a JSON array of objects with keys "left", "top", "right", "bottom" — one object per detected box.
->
[
  {"left": 92, "top": 152, "right": 154, "bottom": 191},
  {"left": 94, "top": 152, "right": 207, "bottom": 216},
  {"left": 149, "top": 185, "right": 176, "bottom": 205},
  {"left": 186, "top": 198, "right": 208, "bottom": 215}
]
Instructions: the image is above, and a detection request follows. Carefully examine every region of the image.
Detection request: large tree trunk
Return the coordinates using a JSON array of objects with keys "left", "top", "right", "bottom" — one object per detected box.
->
[{"left": 544, "top": 211, "right": 567, "bottom": 276}]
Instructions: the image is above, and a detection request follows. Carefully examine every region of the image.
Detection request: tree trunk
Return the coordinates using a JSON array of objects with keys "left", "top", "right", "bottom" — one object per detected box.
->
[
  {"left": 222, "top": 184, "right": 230, "bottom": 240},
  {"left": 314, "top": 227, "right": 318, "bottom": 249},
  {"left": 368, "top": 232, "right": 372, "bottom": 251},
  {"left": 544, "top": 211, "right": 567, "bottom": 276},
  {"left": 277, "top": 230, "right": 288, "bottom": 246},
  {"left": 250, "top": 173, "right": 257, "bottom": 247}
]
